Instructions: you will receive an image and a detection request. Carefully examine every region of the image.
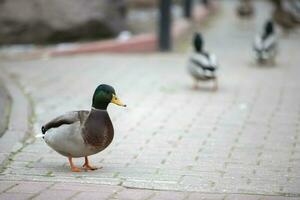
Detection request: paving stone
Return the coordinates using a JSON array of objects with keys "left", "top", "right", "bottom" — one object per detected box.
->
[
  {"left": 225, "top": 194, "right": 262, "bottom": 200},
  {"left": 51, "top": 182, "right": 121, "bottom": 193},
  {"left": 32, "top": 189, "right": 78, "bottom": 200},
  {"left": 187, "top": 192, "right": 225, "bottom": 200},
  {"left": 114, "top": 189, "right": 154, "bottom": 200},
  {"left": 73, "top": 191, "right": 115, "bottom": 200},
  {"left": 260, "top": 196, "right": 300, "bottom": 200},
  {"left": 0, "top": 181, "right": 18, "bottom": 193},
  {"left": 0, "top": 192, "right": 33, "bottom": 200},
  {"left": 151, "top": 191, "right": 187, "bottom": 200},
  {"left": 6, "top": 182, "right": 52, "bottom": 194}
]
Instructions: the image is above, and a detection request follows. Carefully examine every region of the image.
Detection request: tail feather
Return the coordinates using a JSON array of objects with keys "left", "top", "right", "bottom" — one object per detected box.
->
[{"left": 35, "top": 134, "right": 44, "bottom": 139}]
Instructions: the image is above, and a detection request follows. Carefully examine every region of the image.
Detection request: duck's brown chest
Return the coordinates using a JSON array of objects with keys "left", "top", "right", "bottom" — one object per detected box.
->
[{"left": 81, "top": 110, "right": 114, "bottom": 149}]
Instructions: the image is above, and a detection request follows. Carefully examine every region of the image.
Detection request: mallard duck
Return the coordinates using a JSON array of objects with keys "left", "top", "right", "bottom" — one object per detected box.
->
[
  {"left": 236, "top": 0, "right": 254, "bottom": 18},
  {"left": 253, "top": 20, "right": 277, "bottom": 64},
  {"left": 40, "top": 84, "right": 126, "bottom": 172},
  {"left": 272, "top": 0, "right": 296, "bottom": 30},
  {"left": 282, "top": 0, "right": 300, "bottom": 24},
  {"left": 187, "top": 33, "right": 218, "bottom": 90},
  {"left": 201, "top": 0, "right": 210, "bottom": 8}
]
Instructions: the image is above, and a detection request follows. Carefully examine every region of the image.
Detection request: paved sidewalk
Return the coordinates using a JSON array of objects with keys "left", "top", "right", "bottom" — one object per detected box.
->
[{"left": 0, "top": 1, "right": 300, "bottom": 200}]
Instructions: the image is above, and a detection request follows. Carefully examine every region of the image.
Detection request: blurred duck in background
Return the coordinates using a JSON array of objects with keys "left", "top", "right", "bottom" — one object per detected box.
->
[
  {"left": 271, "top": 0, "right": 297, "bottom": 30},
  {"left": 201, "top": 0, "right": 211, "bottom": 8},
  {"left": 282, "top": 0, "right": 300, "bottom": 24},
  {"left": 253, "top": 20, "right": 277, "bottom": 65},
  {"left": 187, "top": 33, "right": 218, "bottom": 91},
  {"left": 236, "top": 0, "right": 254, "bottom": 18}
]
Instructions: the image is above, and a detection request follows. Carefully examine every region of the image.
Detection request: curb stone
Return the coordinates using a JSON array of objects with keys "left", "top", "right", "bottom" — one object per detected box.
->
[
  {"left": 0, "top": 78, "right": 11, "bottom": 137},
  {"left": 0, "top": 68, "right": 33, "bottom": 168}
]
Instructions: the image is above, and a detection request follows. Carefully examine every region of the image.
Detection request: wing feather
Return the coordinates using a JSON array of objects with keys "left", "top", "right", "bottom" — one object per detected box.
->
[{"left": 42, "top": 111, "right": 89, "bottom": 134}]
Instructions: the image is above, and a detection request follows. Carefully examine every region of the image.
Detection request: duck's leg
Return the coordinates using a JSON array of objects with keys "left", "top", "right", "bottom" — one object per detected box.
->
[
  {"left": 83, "top": 156, "right": 98, "bottom": 171},
  {"left": 212, "top": 78, "right": 218, "bottom": 91},
  {"left": 68, "top": 157, "right": 81, "bottom": 172},
  {"left": 193, "top": 80, "right": 199, "bottom": 90},
  {"left": 270, "top": 54, "right": 276, "bottom": 66}
]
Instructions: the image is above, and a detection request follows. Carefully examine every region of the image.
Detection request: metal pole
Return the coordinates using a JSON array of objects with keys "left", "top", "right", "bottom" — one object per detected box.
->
[
  {"left": 158, "top": 0, "right": 172, "bottom": 51},
  {"left": 183, "top": 0, "right": 192, "bottom": 18}
]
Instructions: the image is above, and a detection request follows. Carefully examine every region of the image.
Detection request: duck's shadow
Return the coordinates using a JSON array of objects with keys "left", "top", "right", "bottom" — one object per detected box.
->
[
  {"left": 185, "top": 84, "right": 219, "bottom": 93},
  {"left": 247, "top": 60, "right": 278, "bottom": 68},
  {"left": 160, "top": 83, "right": 221, "bottom": 94},
  {"left": 190, "top": 87, "right": 218, "bottom": 93},
  {"left": 37, "top": 163, "right": 113, "bottom": 179}
]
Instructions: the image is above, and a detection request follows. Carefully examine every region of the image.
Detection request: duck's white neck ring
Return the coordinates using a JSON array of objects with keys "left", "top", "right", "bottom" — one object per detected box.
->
[{"left": 91, "top": 107, "right": 106, "bottom": 111}]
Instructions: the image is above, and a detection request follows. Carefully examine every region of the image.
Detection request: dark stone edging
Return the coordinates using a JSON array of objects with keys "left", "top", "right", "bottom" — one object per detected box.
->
[
  {"left": 0, "top": 79, "right": 11, "bottom": 137},
  {"left": 0, "top": 69, "right": 33, "bottom": 167}
]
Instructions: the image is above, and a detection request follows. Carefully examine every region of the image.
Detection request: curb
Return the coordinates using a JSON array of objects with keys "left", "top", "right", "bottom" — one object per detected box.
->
[
  {"left": 0, "top": 79, "right": 11, "bottom": 137},
  {"left": 0, "top": 69, "right": 33, "bottom": 166},
  {"left": 48, "top": 2, "right": 218, "bottom": 57},
  {"left": 50, "top": 33, "right": 157, "bottom": 56}
]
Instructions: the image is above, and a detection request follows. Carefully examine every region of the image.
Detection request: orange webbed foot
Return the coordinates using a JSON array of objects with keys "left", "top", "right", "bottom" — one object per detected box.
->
[
  {"left": 82, "top": 163, "right": 100, "bottom": 171},
  {"left": 71, "top": 166, "right": 81, "bottom": 172},
  {"left": 82, "top": 156, "right": 102, "bottom": 171},
  {"left": 68, "top": 157, "right": 81, "bottom": 172}
]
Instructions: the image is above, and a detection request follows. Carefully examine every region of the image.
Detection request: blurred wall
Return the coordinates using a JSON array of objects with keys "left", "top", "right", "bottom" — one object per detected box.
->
[{"left": 0, "top": 0, "right": 127, "bottom": 44}]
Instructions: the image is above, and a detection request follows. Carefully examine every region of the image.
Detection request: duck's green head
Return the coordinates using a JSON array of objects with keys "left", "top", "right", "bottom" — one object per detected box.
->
[{"left": 92, "top": 84, "right": 126, "bottom": 110}]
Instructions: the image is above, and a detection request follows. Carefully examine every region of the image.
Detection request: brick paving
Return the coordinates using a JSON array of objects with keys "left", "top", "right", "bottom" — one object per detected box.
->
[{"left": 1, "top": 1, "right": 300, "bottom": 199}]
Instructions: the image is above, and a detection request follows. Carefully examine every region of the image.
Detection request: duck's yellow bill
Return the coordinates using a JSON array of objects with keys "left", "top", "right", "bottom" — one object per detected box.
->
[{"left": 111, "top": 94, "right": 126, "bottom": 107}]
